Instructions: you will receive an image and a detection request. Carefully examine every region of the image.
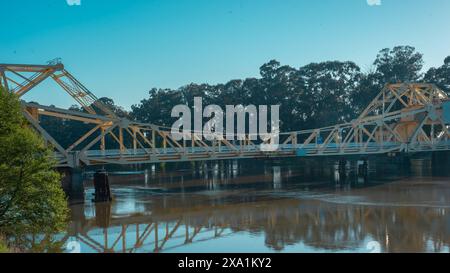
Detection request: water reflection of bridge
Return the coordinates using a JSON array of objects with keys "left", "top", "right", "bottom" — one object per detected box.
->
[{"left": 62, "top": 183, "right": 450, "bottom": 253}]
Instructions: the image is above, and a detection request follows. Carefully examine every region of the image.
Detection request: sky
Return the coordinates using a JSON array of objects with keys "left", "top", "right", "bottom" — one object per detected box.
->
[{"left": 1, "top": 0, "right": 450, "bottom": 109}]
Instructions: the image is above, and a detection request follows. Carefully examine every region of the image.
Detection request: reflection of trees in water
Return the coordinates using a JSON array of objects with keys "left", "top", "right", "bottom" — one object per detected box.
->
[
  {"left": 262, "top": 205, "right": 366, "bottom": 251},
  {"left": 216, "top": 202, "right": 450, "bottom": 252},
  {"left": 105, "top": 190, "right": 448, "bottom": 253},
  {"left": 53, "top": 186, "right": 450, "bottom": 253},
  {"left": 364, "top": 206, "right": 449, "bottom": 252},
  {"left": 58, "top": 155, "right": 450, "bottom": 253},
  {"left": 32, "top": 198, "right": 450, "bottom": 253}
]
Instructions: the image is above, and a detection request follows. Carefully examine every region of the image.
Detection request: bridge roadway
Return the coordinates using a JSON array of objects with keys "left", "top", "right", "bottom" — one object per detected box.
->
[{"left": 58, "top": 141, "right": 450, "bottom": 167}]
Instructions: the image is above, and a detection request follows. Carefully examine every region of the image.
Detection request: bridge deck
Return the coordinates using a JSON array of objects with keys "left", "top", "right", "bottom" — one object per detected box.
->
[{"left": 54, "top": 141, "right": 450, "bottom": 167}]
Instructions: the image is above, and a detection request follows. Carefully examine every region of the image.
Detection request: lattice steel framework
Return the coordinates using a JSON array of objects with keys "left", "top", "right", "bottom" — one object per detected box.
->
[{"left": 1, "top": 63, "right": 449, "bottom": 168}]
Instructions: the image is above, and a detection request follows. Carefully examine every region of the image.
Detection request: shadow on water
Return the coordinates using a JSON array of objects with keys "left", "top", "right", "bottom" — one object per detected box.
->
[{"left": 40, "top": 153, "right": 450, "bottom": 253}]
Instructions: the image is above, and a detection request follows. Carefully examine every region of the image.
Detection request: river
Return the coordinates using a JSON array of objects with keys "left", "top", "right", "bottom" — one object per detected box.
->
[{"left": 44, "top": 153, "right": 450, "bottom": 253}]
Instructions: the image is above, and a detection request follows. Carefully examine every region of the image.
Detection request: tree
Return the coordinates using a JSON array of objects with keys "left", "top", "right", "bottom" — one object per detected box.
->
[
  {"left": 0, "top": 87, "right": 68, "bottom": 248},
  {"left": 352, "top": 46, "right": 425, "bottom": 115},
  {"left": 95, "top": 97, "right": 129, "bottom": 118},
  {"left": 424, "top": 56, "right": 450, "bottom": 94},
  {"left": 298, "top": 61, "right": 362, "bottom": 128},
  {"left": 258, "top": 60, "right": 305, "bottom": 131},
  {"left": 131, "top": 88, "right": 184, "bottom": 126},
  {"left": 352, "top": 71, "right": 383, "bottom": 114},
  {"left": 373, "top": 46, "right": 424, "bottom": 83}
]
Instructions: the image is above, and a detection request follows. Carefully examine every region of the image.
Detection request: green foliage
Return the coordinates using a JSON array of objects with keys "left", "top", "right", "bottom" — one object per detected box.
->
[
  {"left": 0, "top": 88, "right": 69, "bottom": 243},
  {"left": 0, "top": 238, "right": 8, "bottom": 253},
  {"left": 0, "top": 88, "right": 24, "bottom": 134},
  {"left": 95, "top": 97, "right": 129, "bottom": 118},
  {"left": 298, "top": 61, "right": 362, "bottom": 128},
  {"left": 351, "top": 46, "right": 425, "bottom": 113},
  {"left": 131, "top": 88, "right": 184, "bottom": 126},
  {"left": 373, "top": 45, "right": 424, "bottom": 83},
  {"left": 424, "top": 56, "right": 450, "bottom": 94}
]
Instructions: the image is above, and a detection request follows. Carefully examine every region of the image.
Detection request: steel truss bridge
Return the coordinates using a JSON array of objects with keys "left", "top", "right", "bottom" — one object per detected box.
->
[{"left": 1, "top": 62, "right": 450, "bottom": 168}]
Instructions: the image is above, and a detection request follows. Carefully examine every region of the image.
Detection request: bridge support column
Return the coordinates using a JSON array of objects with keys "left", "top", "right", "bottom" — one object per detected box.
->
[
  {"left": 335, "top": 159, "right": 347, "bottom": 183},
  {"left": 338, "top": 159, "right": 347, "bottom": 175},
  {"left": 357, "top": 158, "right": 368, "bottom": 178},
  {"left": 60, "top": 168, "right": 85, "bottom": 204},
  {"left": 93, "top": 170, "right": 113, "bottom": 203}
]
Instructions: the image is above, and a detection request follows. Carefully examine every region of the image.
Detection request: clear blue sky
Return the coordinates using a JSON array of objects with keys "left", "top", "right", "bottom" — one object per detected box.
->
[{"left": 1, "top": 0, "right": 450, "bottom": 109}]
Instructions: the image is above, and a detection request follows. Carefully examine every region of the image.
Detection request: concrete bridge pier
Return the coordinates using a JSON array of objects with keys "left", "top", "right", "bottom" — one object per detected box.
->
[
  {"left": 333, "top": 158, "right": 348, "bottom": 184},
  {"left": 338, "top": 159, "right": 347, "bottom": 178},
  {"left": 357, "top": 158, "right": 368, "bottom": 178},
  {"left": 60, "top": 168, "right": 85, "bottom": 204}
]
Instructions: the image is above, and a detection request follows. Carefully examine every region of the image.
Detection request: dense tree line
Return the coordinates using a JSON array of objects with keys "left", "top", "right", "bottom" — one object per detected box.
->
[
  {"left": 131, "top": 46, "right": 450, "bottom": 131},
  {"left": 40, "top": 46, "right": 449, "bottom": 147}
]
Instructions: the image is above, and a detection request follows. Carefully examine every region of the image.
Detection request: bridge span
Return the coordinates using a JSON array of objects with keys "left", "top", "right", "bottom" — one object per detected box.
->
[{"left": 1, "top": 62, "right": 449, "bottom": 168}]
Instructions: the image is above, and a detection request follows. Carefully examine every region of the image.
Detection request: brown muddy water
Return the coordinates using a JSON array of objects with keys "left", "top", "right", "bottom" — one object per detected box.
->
[{"left": 50, "top": 154, "right": 450, "bottom": 253}]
